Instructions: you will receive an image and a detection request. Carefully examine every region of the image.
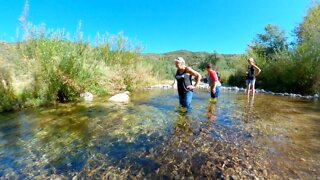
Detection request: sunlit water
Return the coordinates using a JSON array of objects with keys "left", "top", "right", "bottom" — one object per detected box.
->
[{"left": 0, "top": 89, "right": 319, "bottom": 179}]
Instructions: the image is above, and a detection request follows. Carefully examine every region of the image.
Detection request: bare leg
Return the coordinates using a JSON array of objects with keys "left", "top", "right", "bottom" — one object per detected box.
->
[
  {"left": 252, "top": 83, "right": 255, "bottom": 96},
  {"left": 246, "top": 84, "right": 250, "bottom": 95}
]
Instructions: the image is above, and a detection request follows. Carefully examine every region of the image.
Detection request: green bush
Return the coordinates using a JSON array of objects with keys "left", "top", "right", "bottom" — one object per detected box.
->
[
  {"left": 0, "top": 68, "right": 17, "bottom": 111},
  {"left": 14, "top": 25, "right": 158, "bottom": 108},
  {"left": 228, "top": 69, "right": 246, "bottom": 88}
]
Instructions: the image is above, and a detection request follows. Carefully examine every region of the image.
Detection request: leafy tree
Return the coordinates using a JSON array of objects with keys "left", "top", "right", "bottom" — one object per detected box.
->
[
  {"left": 293, "top": 3, "right": 320, "bottom": 94},
  {"left": 249, "top": 24, "right": 288, "bottom": 60},
  {"left": 199, "top": 51, "right": 220, "bottom": 71},
  {"left": 295, "top": 3, "right": 320, "bottom": 44}
]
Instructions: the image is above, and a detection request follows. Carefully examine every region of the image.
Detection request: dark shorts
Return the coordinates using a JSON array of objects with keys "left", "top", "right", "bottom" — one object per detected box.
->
[{"left": 210, "top": 86, "right": 221, "bottom": 98}]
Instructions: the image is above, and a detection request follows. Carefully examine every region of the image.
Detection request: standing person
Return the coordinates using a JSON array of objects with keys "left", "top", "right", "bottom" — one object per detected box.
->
[
  {"left": 174, "top": 57, "right": 201, "bottom": 112},
  {"left": 246, "top": 58, "right": 261, "bottom": 96},
  {"left": 206, "top": 64, "right": 221, "bottom": 98}
]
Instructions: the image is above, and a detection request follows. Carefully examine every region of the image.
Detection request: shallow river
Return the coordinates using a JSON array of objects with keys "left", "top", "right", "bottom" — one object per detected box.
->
[{"left": 0, "top": 89, "right": 319, "bottom": 179}]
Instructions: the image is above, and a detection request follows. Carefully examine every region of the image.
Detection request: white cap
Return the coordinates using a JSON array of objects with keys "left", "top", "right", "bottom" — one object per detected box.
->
[{"left": 174, "top": 57, "right": 185, "bottom": 64}]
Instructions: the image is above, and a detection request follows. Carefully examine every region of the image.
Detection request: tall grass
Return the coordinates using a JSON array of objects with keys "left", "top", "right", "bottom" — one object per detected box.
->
[
  {"left": 141, "top": 56, "right": 176, "bottom": 81},
  {"left": 0, "top": 67, "right": 17, "bottom": 111},
  {"left": 15, "top": 25, "right": 158, "bottom": 106},
  {"left": 0, "top": 20, "right": 156, "bottom": 112},
  {"left": 17, "top": 28, "right": 96, "bottom": 105}
]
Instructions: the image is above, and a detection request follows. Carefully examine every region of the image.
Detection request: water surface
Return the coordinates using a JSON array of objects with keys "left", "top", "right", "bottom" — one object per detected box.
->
[{"left": 0, "top": 89, "right": 319, "bottom": 179}]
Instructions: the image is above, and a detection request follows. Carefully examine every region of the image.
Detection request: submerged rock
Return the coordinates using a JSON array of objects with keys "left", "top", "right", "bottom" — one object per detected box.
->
[{"left": 109, "top": 91, "right": 130, "bottom": 102}]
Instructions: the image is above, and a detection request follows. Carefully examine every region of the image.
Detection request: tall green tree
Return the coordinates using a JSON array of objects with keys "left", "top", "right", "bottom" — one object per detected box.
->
[
  {"left": 199, "top": 51, "right": 220, "bottom": 70},
  {"left": 293, "top": 3, "right": 320, "bottom": 94},
  {"left": 249, "top": 24, "right": 288, "bottom": 60},
  {"left": 295, "top": 3, "right": 320, "bottom": 44}
]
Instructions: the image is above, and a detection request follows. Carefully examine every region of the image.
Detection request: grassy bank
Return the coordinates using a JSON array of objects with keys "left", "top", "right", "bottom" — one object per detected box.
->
[{"left": 0, "top": 29, "right": 158, "bottom": 112}]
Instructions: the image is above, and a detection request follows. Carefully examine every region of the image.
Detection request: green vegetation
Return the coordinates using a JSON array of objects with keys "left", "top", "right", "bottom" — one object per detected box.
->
[
  {"left": 142, "top": 50, "right": 241, "bottom": 84},
  {"left": 0, "top": 24, "right": 157, "bottom": 111},
  {"left": 228, "top": 3, "right": 320, "bottom": 95}
]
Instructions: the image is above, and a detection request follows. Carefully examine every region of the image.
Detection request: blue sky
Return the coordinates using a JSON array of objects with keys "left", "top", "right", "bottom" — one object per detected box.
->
[{"left": 0, "top": 0, "right": 313, "bottom": 54}]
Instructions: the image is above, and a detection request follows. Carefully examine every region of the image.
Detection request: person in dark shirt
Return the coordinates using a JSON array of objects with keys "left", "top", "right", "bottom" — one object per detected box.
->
[
  {"left": 246, "top": 58, "right": 261, "bottom": 96},
  {"left": 174, "top": 57, "right": 201, "bottom": 112}
]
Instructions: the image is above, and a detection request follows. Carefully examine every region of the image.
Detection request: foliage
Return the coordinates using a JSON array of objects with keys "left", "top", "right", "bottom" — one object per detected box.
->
[
  {"left": 141, "top": 56, "right": 176, "bottom": 80},
  {"left": 249, "top": 24, "right": 288, "bottom": 60},
  {"left": 142, "top": 51, "right": 242, "bottom": 82},
  {"left": 227, "top": 69, "right": 246, "bottom": 88},
  {"left": 18, "top": 30, "right": 96, "bottom": 104},
  {"left": 295, "top": 3, "right": 320, "bottom": 43},
  {"left": 198, "top": 52, "right": 220, "bottom": 71},
  {"left": 228, "top": 3, "right": 320, "bottom": 95},
  {"left": 16, "top": 25, "right": 158, "bottom": 105},
  {"left": 0, "top": 68, "right": 17, "bottom": 111}
]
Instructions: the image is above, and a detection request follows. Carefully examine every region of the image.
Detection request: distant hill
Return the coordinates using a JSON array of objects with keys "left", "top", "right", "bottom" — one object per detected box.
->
[{"left": 142, "top": 49, "right": 242, "bottom": 67}]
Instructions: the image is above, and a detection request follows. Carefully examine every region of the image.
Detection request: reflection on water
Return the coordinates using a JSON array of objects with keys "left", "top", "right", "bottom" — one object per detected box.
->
[{"left": 0, "top": 89, "right": 319, "bottom": 179}]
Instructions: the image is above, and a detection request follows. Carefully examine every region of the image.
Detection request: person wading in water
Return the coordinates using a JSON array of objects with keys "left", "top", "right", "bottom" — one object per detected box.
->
[{"left": 245, "top": 58, "right": 261, "bottom": 96}]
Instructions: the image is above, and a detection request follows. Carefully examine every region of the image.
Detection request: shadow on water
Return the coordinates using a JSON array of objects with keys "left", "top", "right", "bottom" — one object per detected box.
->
[{"left": 0, "top": 89, "right": 319, "bottom": 179}]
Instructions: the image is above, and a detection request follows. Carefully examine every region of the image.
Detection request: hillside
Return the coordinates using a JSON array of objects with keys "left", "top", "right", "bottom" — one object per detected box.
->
[{"left": 142, "top": 49, "right": 243, "bottom": 82}]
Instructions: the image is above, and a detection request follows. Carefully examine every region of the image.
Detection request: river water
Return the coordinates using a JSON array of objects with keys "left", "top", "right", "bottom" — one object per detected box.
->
[{"left": 0, "top": 89, "right": 319, "bottom": 179}]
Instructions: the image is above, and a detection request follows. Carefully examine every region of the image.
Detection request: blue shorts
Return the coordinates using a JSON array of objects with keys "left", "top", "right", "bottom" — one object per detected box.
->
[{"left": 246, "top": 79, "right": 256, "bottom": 86}]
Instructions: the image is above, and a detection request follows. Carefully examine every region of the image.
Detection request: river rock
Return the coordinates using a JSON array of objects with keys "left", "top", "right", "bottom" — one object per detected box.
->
[
  {"left": 305, "top": 95, "right": 313, "bottom": 99},
  {"left": 197, "top": 82, "right": 209, "bottom": 89},
  {"left": 109, "top": 91, "right": 130, "bottom": 102},
  {"left": 232, "top": 87, "right": 240, "bottom": 91},
  {"left": 80, "top": 92, "right": 93, "bottom": 101}
]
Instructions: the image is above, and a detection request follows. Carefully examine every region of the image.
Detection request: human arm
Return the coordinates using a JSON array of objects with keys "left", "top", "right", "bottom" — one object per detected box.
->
[
  {"left": 186, "top": 67, "right": 202, "bottom": 89},
  {"left": 253, "top": 65, "right": 261, "bottom": 76}
]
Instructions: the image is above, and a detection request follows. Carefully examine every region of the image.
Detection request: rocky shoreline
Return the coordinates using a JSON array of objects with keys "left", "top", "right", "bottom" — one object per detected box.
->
[{"left": 145, "top": 83, "right": 319, "bottom": 100}]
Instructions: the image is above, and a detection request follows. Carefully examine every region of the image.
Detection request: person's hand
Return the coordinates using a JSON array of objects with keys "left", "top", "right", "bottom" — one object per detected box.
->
[
  {"left": 187, "top": 85, "right": 195, "bottom": 90},
  {"left": 212, "top": 88, "right": 216, "bottom": 94}
]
